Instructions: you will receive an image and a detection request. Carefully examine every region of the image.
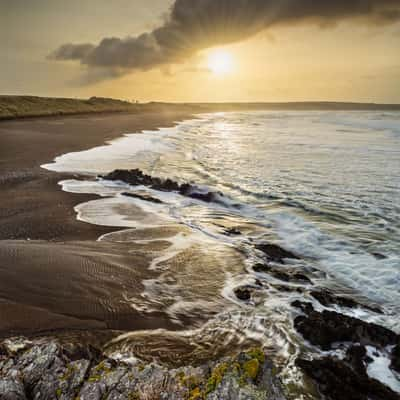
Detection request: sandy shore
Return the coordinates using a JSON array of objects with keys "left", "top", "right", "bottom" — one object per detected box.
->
[{"left": 0, "top": 110, "right": 195, "bottom": 337}]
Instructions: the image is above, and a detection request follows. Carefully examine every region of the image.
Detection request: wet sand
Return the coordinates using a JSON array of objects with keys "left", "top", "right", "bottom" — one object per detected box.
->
[{"left": 0, "top": 110, "right": 196, "bottom": 336}]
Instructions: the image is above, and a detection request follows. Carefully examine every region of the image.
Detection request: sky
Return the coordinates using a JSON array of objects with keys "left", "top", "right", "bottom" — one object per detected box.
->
[{"left": 1, "top": 0, "right": 400, "bottom": 103}]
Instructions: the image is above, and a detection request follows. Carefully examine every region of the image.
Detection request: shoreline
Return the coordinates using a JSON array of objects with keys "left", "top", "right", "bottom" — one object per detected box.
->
[
  {"left": 0, "top": 109, "right": 399, "bottom": 399},
  {"left": 0, "top": 110, "right": 194, "bottom": 241},
  {"left": 0, "top": 111, "right": 197, "bottom": 338}
]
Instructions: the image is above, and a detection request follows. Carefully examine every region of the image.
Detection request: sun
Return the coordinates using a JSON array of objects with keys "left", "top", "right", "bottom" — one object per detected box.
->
[{"left": 207, "top": 50, "right": 234, "bottom": 76}]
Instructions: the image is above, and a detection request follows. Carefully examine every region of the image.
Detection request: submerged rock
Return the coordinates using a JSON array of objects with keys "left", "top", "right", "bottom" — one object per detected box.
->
[
  {"left": 310, "top": 290, "right": 382, "bottom": 314},
  {"left": 0, "top": 339, "right": 286, "bottom": 400},
  {"left": 253, "top": 263, "right": 312, "bottom": 284}
]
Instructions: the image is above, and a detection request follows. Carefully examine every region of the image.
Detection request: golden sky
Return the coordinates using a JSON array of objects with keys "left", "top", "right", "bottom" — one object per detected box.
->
[{"left": 1, "top": 0, "right": 400, "bottom": 103}]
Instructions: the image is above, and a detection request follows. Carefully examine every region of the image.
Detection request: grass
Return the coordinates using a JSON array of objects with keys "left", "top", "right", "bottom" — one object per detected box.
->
[
  {"left": 1, "top": 95, "right": 398, "bottom": 121},
  {"left": 0, "top": 95, "right": 137, "bottom": 120}
]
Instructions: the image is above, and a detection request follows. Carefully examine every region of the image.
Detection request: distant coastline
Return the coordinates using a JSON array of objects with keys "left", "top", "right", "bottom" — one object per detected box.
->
[{"left": 1, "top": 94, "right": 400, "bottom": 121}]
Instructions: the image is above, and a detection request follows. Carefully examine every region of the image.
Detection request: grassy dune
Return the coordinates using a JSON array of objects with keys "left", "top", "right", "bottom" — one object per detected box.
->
[
  {"left": 1, "top": 95, "right": 399, "bottom": 120},
  {"left": 0, "top": 96, "right": 138, "bottom": 120}
]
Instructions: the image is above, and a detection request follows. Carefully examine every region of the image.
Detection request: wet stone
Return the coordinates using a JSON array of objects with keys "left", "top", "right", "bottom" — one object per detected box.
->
[
  {"left": 294, "top": 309, "right": 399, "bottom": 351},
  {"left": 253, "top": 263, "right": 312, "bottom": 284},
  {"left": 255, "top": 243, "right": 299, "bottom": 263},
  {"left": 296, "top": 355, "right": 400, "bottom": 400},
  {"left": 391, "top": 344, "right": 400, "bottom": 374},
  {"left": 310, "top": 290, "right": 382, "bottom": 314},
  {"left": 102, "top": 168, "right": 226, "bottom": 205},
  {"left": 234, "top": 287, "right": 252, "bottom": 301}
]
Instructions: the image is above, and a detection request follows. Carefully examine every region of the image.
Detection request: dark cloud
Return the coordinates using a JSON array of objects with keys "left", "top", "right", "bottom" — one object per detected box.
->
[
  {"left": 49, "top": 43, "right": 95, "bottom": 61},
  {"left": 51, "top": 0, "right": 400, "bottom": 77}
]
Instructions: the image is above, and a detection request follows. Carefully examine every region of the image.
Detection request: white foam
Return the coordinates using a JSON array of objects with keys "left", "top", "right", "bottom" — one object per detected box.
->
[
  {"left": 366, "top": 346, "right": 400, "bottom": 393},
  {"left": 42, "top": 129, "right": 174, "bottom": 174},
  {"left": 75, "top": 196, "right": 172, "bottom": 229},
  {"left": 271, "top": 211, "right": 400, "bottom": 328}
]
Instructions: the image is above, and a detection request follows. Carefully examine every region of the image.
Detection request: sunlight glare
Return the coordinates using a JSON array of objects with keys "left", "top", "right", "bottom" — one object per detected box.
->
[{"left": 207, "top": 50, "right": 234, "bottom": 76}]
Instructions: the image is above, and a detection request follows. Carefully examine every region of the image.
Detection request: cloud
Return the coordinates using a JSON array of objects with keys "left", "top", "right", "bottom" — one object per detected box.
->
[
  {"left": 51, "top": 0, "right": 400, "bottom": 79},
  {"left": 49, "top": 43, "right": 95, "bottom": 61}
]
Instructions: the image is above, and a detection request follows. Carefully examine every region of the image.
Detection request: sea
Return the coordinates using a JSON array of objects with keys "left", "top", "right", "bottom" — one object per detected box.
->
[{"left": 43, "top": 110, "right": 400, "bottom": 393}]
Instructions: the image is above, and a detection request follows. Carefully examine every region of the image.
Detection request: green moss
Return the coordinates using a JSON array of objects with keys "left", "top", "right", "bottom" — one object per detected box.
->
[
  {"left": 205, "top": 363, "right": 228, "bottom": 394},
  {"left": 246, "top": 348, "right": 265, "bottom": 364},
  {"left": 188, "top": 387, "right": 203, "bottom": 400},
  {"left": 93, "top": 361, "right": 112, "bottom": 374},
  {"left": 60, "top": 364, "right": 76, "bottom": 381},
  {"left": 55, "top": 388, "right": 62, "bottom": 398},
  {"left": 242, "top": 358, "right": 260, "bottom": 380},
  {"left": 88, "top": 374, "right": 102, "bottom": 383}
]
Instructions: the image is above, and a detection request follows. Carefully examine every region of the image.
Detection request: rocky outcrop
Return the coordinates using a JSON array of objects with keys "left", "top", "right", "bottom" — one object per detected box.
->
[
  {"left": 310, "top": 290, "right": 382, "bottom": 314},
  {"left": 294, "top": 308, "right": 398, "bottom": 351},
  {"left": 391, "top": 345, "right": 400, "bottom": 374},
  {"left": 0, "top": 339, "right": 286, "bottom": 400},
  {"left": 296, "top": 352, "right": 400, "bottom": 400},
  {"left": 254, "top": 243, "right": 299, "bottom": 263},
  {"left": 102, "top": 169, "right": 226, "bottom": 205},
  {"left": 293, "top": 302, "right": 400, "bottom": 399},
  {"left": 253, "top": 263, "right": 312, "bottom": 284}
]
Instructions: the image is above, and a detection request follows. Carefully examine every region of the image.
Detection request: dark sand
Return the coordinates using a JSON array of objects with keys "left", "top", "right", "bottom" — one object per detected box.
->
[
  {"left": 0, "top": 111, "right": 192, "bottom": 241},
  {"left": 0, "top": 111, "right": 199, "bottom": 338}
]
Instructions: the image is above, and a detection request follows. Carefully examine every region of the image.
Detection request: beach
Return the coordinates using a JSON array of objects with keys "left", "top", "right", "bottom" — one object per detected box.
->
[
  {"left": 0, "top": 107, "right": 399, "bottom": 399},
  {"left": 0, "top": 111, "right": 196, "bottom": 338}
]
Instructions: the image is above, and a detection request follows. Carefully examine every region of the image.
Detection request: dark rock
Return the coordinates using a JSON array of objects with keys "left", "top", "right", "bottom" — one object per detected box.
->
[
  {"left": 292, "top": 273, "right": 312, "bottom": 284},
  {"left": 102, "top": 168, "right": 226, "bottom": 205},
  {"left": 223, "top": 227, "right": 242, "bottom": 236},
  {"left": 345, "top": 345, "right": 370, "bottom": 375},
  {"left": 391, "top": 344, "right": 400, "bottom": 373},
  {"left": 273, "top": 284, "right": 304, "bottom": 294},
  {"left": 0, "top": 343, "right": 9, "bottom": 357},
  {"left": 291, "top": 300, "right": 314, "bottom": 315},
  {"left": 296, "top": 356, "right": 400, "bottom": 400},
  {"left": 253, "top": 263, "right": 312, "bottom": 284},
  {"left": 255, "top": 243, "right": 299, "bottom": 263},
  {"left": 234, "top": 287, "right": 252, "bottom": 301},
  {"left": 372, "top": 252, "right": 387, "bottom": 260},
  {"left": 122, "top": 192, "right": 163, "bottom": 204},
  {"left": 188, "top": 191, "right": 217, "bottom": 203},
  {"left": 294, "top": 309, "right": 399, "bottom": 351},
  {"left": 310, "top": 290, "right": 382, "bottom": 314}
]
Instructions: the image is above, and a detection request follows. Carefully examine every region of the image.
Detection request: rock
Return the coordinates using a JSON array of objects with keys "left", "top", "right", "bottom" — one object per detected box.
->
[
  {"left": 291, "top": 300, "right": 314, "bottom": 315},
  {"left": 0, "top": 339, "right": 285, "bottom": 400},
  {"left": 102, "top": 169, "right": 226, "bottom": 205},
  {"left": 255, "top": 243, "right": 299, "bottom": 263},
  {"left": 310, "top": 290, "right": 382, "bottom": 314},
  {"left": 345, "top": 345, "right": 372, "bottom": 375},
  {"left": 223, "top": 227, "right": 242, "bottom": 236},
  {"left": 372, "top": 252, "right": 387, "bottom": 260},
  {"left": 253, "top": 263, "right": 312, "bottom": 284},
  {"left": 0, "top": 378, "right": 27, "bottom": 400},
  {"left": 391, "top": 344, "right": 400, "bottom": 373},
  {"left": 234, "top": 287, "right": 252, "bottom": 301},
  {"left": 272, "top": 284, "right": 304, "bottom": 294},
  {"left": 296, "top": 355, "right": 400, "bottom": 400},
  {"left": 122, "top": 192, "right": 163, "bottom": 204},
  {"left": 294, "top": 309, "right": 399, "bottom": 351}
]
